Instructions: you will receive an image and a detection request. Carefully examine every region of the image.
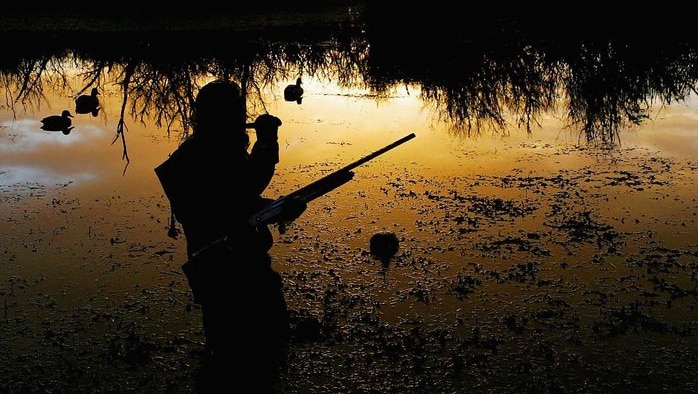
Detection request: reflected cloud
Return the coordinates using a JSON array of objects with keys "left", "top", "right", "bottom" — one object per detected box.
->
[
  {"left": 0, "top": 164, "right": 96, "bottom": 186},
  {"left": 0, "top": 118, "right": 105, "bottom": 186},
  {"left": 0, "top": 118, "right": 105, "bottom": 152}
]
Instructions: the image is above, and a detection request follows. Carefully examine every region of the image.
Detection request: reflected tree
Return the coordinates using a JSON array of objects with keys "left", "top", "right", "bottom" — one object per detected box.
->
[
  {"left": 6, "top": 55, "right": 71, "bottom": 113},
  {"left": 2, "top": 7, "right": 698, "bottom": 159},
  {"left": 362, "top": 5, "right": 698, "bottom": 143},
  {"left": 0, "top": 26, "right": 371, "bottom": 171},
  {"left": 564, "top": 41, "right": 698, "bottom": 145}
]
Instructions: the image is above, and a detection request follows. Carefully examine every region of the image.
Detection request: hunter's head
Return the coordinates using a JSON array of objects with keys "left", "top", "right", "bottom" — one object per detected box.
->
[{"left": 192, "top": 80, "right": 247, "bottom": 143}]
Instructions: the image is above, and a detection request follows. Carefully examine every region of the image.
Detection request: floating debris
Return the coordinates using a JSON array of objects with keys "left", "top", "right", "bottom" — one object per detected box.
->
[{"left": 369, "top": 231, "right": 400, "bottom": 263}]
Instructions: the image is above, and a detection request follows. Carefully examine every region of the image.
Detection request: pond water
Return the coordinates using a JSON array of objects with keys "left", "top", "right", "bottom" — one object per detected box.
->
[{"left": 1, "top": 19, "right": 698, "bottom": 393}]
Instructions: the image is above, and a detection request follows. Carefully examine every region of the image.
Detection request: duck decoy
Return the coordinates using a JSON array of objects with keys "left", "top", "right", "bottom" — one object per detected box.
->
[
  {"left": 75, "top": 87, "right": 100, "bottom": 116},
  {"left": 370, "top": 231, "right": 400, "bottom": 265},
  {"left": 40, "top": 110, "right": 74, "bottom": 135},
  {"left": 284, "top": 77, "right": 303, "bottom": 104}
]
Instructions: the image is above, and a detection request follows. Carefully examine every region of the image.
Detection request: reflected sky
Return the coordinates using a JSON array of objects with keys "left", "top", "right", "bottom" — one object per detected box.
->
[
  {"left": 1, "top": 74, "right": 698, "bottom": 192},
  {"left": 0, "top": 86, "right": 181, "bottom": 192},
  {"left": 625, "top": 95, "right": 698, "bottom": 158},
  {"left": 0, "top": 118, "right": 105, "bottom": 185},
  {"left": 1, "top": 24, "right": 698, "bottom": 393}
]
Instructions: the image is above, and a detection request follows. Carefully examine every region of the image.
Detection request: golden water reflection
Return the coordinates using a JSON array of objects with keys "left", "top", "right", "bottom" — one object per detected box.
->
[
  {"left": 1, "top": 74, "right": 695, "bottom": 207},
  {"left": 1, "top": 72, "right": 697, "bottom": 393},
  {"left": 1, "top": 75, "right": 696, "bottom": 210}
]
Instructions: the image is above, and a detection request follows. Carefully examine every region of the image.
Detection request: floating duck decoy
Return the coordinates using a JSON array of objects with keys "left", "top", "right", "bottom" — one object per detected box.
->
[
  {"left": 284, "top": 77, "right": 303, "bottom": 104},
  {"left": 40, "top": 110, "right": 73, "bottom": 135},
  {"left": 75, "top": 87, "right": 100, "bottom": 116},
  {"left": 370, "top": 231, "right": 400, "bottom": 265}
]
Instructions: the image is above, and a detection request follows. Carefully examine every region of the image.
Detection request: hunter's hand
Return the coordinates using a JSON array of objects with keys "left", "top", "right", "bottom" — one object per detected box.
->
[
  {"left": 270, "top": 196, "right": 307, "bottom": 224},
  {"left": 281, "top": 197, "right": 307, "bottom": 223},
  {"left": 253, "top": 114, "right": 282, "bottom": 141},
  {"left": 276, "top": 198, "right": 307, "bottom": 235}
]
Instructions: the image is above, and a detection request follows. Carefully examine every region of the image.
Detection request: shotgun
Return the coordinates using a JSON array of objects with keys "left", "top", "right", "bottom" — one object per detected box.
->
[{"left": 249, "top": 132, "right": 416, "bottom": 226}]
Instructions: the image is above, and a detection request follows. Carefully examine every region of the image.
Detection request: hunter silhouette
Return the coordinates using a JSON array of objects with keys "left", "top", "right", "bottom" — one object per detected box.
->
[{"left": 154, "top": 79, "right": 305, "bottom": 391}]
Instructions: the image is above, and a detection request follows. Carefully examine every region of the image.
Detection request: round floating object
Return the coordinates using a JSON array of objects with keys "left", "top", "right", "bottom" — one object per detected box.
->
[{"left": 370, "top": 231, "right": 400, "bottom": 260}]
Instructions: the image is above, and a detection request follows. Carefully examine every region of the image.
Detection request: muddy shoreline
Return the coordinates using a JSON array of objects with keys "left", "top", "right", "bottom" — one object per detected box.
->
[{"left": 2, "top": 140, "right": 696, "bottom": 393}]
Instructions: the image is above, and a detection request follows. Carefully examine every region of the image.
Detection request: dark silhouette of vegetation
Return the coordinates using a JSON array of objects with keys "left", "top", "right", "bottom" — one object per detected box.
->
[
  {"left": 2, "top": 3, "right": 698, "bottom": 165},
  {"left": 362, "top": 3, "right": 698, "bottom": 143}
]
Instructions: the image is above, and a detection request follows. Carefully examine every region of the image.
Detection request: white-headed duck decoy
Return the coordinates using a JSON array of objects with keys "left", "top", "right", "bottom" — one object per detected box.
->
[
  {"left": 75, "top": 87, "right": 100, "bottom": 116},
  {"left": 40, "top": 110, "right": 73, "bottom": 135},
  {"left": 284, "top": 77, "right": 303, "bottom": 104}
]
